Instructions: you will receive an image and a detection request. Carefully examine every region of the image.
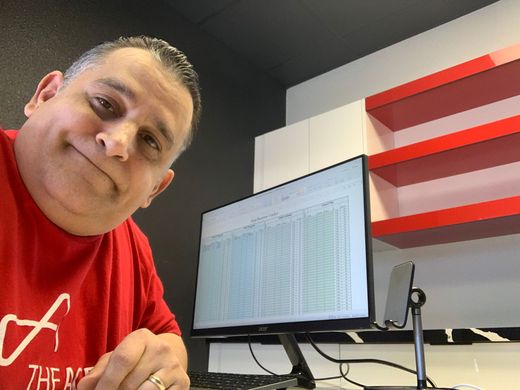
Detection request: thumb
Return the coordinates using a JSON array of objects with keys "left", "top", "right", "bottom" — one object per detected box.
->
[{"left": 77, "top": 352, "right": 112, "bottom": 389}]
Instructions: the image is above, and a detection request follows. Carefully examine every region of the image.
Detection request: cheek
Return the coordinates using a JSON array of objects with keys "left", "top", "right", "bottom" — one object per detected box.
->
[
  {"left": 57, "top": 105, "right": 101, "bottom": 134},
  {"left": 39, "top": 93, "right": 98, "bottom": 131},
  {"left": 124, "top": 165, "right": 158, "bottom": 200},
  {"left": 27, "top": 113, "right": 91, "bottom": 150}
]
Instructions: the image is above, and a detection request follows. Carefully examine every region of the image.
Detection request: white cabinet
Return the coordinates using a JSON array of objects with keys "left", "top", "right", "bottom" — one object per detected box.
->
[
  {"left": 309, "top": 100, "right": 366, "bottom": 172},
  {"left": 254, "top": 119, "right": 309, "bottom": 193},
  {"left": 254, "top": 101, "right": 365, "bottom": 193}
]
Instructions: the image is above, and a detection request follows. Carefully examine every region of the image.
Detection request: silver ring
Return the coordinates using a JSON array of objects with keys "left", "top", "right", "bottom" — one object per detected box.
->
[{"left": 147, "top": 374, "right": 166, "bottom": 390}]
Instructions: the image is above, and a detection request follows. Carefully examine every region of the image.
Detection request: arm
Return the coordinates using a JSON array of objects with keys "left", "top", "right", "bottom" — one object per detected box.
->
[
  {"left": 77, "top": 329, "right": 190, "bottom": 390},
  {"left": 76, "top": 221, "right": 190, "bottom": 388}
]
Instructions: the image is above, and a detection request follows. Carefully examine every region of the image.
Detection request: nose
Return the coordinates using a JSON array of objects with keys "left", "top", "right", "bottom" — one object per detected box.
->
[{"left": 95, "top": 122, "right": 136, "bottom": 161}]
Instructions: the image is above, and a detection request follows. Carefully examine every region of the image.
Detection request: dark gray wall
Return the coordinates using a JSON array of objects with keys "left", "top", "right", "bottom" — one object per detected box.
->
[{"left": 1, "top": 0, "right": 285, "bottom": 370}]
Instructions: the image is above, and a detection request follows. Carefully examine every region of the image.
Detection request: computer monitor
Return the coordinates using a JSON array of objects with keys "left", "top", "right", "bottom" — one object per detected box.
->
[{"left": 191, "top": 154, "right": 374, "bottom": 387}]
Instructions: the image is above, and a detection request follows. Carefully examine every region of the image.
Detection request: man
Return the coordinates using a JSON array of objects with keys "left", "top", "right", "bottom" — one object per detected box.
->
[{"left": 0, "top": 36, "right": 201, "bottom": 389}]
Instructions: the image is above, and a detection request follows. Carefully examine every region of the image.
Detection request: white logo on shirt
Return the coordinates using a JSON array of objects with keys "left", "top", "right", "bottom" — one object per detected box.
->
[{"left": 0, "top": 293, "right": 70, "bottom": 366}]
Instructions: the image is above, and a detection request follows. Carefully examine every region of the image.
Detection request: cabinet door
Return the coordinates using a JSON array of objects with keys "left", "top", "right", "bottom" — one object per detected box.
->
[
  {"left": 254, "top": 119, "right": 309, "bottom": 193},
  {"left": 309, "top": 101, "right": 366, "bottom": 172}
]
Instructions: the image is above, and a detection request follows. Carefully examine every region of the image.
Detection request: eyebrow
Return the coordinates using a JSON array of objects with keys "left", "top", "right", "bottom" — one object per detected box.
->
[
  {"left": 156, "top": 122, "right": 175, "bottom": 150},
  {"left": 94, "top": 77, "right": 175, "bottom": 149},
  {"left": 96, "top": 77, "right": 136, "bottom": 100}
]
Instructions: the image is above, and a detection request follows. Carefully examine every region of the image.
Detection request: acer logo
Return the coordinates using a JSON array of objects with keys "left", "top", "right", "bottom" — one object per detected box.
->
[{"left": 257, "top": 327, "right": 269, "bottom": 332}]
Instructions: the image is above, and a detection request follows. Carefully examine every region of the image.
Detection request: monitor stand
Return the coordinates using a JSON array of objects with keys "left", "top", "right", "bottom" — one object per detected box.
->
[
  {"left": 279, "top": 333, "right": 316, "bottom": 389},
  {"left": 365, "top": 288, "right": 450, "bottom": 390}
]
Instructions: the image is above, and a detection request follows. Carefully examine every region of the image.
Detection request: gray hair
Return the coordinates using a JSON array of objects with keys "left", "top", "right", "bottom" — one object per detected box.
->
[{"left": 64, "top": 36, "right": 201, "bottom": 156}]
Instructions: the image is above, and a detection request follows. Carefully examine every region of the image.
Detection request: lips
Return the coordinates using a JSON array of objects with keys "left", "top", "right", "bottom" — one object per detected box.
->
[{"left": 69, "top": 143, "right": 119, "bottom": 190}]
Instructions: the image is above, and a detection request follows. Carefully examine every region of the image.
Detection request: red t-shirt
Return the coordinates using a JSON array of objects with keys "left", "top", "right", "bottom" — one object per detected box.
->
[{"left": 0, "top": 129, "right": 180, "bottom": 389}]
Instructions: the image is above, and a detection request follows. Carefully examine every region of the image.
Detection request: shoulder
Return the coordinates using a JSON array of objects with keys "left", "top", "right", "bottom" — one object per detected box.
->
[
  {"left": 0, "top": 129, "right": 17, "bottom": 148},
  {"left": 114, "top": 217, "right": 152, "bottom": 251},
  {"left": 0, "top": 129, "right": 21, "bottom": 182},
  {"left": 112, "top": 217, "right": 155, "bottom": 271},
  {"left": 120, "top": 217, "right": 150, "bottom": 245}
]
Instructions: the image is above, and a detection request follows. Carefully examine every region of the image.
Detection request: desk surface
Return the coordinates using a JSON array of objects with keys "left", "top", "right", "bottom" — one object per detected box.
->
[
  {"left": 288, "top": 383, "right": 352, "bottom": 390},
  {"left": 288, "top": 387, "right": 352, "bottom": 390}
]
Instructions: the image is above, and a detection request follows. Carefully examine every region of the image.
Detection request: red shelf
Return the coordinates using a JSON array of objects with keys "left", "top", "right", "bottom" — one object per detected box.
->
[
  {"left": 367, "top": 44, "right": 520, "bottom": 248},
  {"left": 371, "top": 196, "right": 520, "bottom": 248},
  {"left": 368, "top": 115, "right": 520, "bottom": 186},
  {"left": 366, "top": 43, "right": 520, "bottom": 131}
]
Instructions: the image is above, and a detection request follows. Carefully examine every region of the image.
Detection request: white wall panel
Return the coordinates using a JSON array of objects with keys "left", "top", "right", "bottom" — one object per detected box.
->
[
  {"left": 254, "top": 119, "right": 309, "bottom": 192},
  {"left": 309, "top": 101, "right": 366, "bottom": 173}
]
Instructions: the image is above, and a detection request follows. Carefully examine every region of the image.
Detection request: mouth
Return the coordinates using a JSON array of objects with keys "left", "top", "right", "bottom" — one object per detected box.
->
[{"left": 69, "top": 144, "right": 118, "bottom": 190}]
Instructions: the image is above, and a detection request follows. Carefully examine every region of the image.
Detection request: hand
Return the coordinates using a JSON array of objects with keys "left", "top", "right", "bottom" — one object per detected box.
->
[{"left": 77, "top": 328, "right": 190, "bottom": 390}]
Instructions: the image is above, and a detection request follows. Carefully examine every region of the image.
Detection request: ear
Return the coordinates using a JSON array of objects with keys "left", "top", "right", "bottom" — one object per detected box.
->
[
  {"left": 24, "top": 71, "right": 64, "bottom": 117},
  {"left": 140, "top": 169, "right": 175, "bottom": 208}
]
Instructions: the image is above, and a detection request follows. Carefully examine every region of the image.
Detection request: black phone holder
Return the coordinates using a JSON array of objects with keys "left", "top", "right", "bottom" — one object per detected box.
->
[{"left": 366, "top": 264, "right": 450, "bottom": 390}]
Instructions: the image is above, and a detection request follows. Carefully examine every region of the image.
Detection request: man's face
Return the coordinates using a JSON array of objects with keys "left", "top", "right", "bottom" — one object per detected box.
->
[{"left": 15, "top": 48, "right": 194, "bottom": 235}]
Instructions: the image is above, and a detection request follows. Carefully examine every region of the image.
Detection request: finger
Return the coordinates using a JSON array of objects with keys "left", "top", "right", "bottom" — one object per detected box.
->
[
  {"left": 166, "top": 368, "right": 190, "bottom": 390},
  {"left": 94, "top": 334, "right": 147, "bottom": 389},
  {"left": 120, "top": 332, "right": 183, "bottom": 388},
  {"left": 76, "top": 353, "right": 111, "bottom": 390},
  {"left": 138, "top": 372, "right": 168, "bottom": 390},
  {"left": 137, "top": 369, "right": 190, "bottom": 390}
]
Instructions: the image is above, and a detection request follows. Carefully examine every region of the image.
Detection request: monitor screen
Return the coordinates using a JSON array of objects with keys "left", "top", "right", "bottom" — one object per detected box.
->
[{"left": 191, "top": 154, "right": 374, "bottom": 337}]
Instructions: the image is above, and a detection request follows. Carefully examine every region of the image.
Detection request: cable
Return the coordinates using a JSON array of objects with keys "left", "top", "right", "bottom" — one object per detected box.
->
[
  {"left": 305, "top": 333, "right": 438, "bottom": 388},
  {"left": 247, "top": 334, "right": 484, "bottom": 390},
  {"left": 246, "top": 335, "right": 343, "bottom": 381},
  {"left": 340, "top": 362, "right": 350, "bottom": 378},
  {"left": 314, "top": 374, "right": 345, "bottom": 381},
  {"left": 340, "top": 362, "right": 364, "bottom": 388},
  {"left": 371, "top": 321, "right": 389, "bottom": 331},
  {"left": 247, "top": 335, "right": 278, "bottom": 376}
]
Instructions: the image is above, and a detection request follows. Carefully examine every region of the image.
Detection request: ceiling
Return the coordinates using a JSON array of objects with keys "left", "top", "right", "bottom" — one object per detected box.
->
[{"left": 166, "top": 0, "right": 499, "bottom": 87}]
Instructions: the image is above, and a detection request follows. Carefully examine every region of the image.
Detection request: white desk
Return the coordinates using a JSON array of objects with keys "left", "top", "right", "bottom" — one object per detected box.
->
[
  {"left": 288, "top": 384, "right": 354, "bottom": 390},
  {"left": 208, "top": 341, "right": 520, "bottom": 389},
  {"left": 288, "top": 387, "right": 350, "bottom": 390}
]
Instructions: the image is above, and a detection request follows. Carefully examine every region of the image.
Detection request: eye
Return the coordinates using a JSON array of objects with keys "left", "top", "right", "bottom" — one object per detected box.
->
[
  {"left": 91, "top": 96, "right": 119, "bottom": 119},
  {"left": 96, "top": 97, "right": 115, "bottom": 112},
  {"left": 140, "top": 132, "right": 160, "bottom": 151}
]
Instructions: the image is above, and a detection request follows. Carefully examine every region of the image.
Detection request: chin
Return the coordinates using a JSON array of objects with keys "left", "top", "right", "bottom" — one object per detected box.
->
[
  {"left": 47, "top": 193, "right": 118, "bottom": 231},
  {"left": 58, "top": 212, "right": 122, "bottom": 236}
]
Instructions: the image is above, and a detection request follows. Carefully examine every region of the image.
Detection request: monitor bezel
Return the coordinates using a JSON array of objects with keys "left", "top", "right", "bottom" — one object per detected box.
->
[{"left": 191, "top": 154, "right": 374, "bottom": 337}]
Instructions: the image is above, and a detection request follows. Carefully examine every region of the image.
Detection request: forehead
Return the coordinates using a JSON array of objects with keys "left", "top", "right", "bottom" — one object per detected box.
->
[
  {"left": 77, "top": 48, "right": 194, "bottom": 153},
  {"left": 100, "top": 48, "right": 171, "bottom": 86},
  {"left": 102, "top": 47, "right": 192, "bottom": 109}
]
